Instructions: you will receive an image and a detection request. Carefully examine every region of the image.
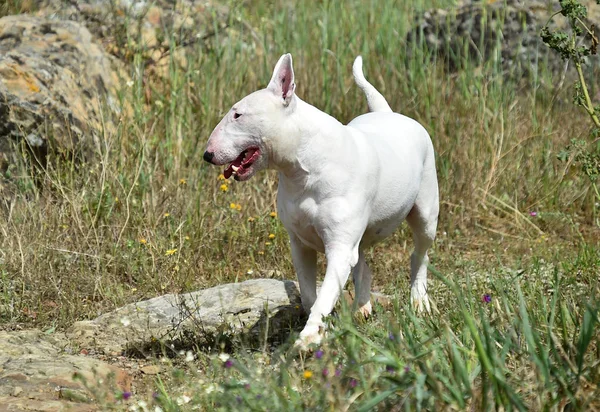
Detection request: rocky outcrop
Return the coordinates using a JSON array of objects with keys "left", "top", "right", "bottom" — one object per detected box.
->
[
  {"left": 0, "top": 15, "right": 120, "bottom": 173},
  {"left": 68, "top": 279, "right": 306, "bottom": 356},
  {"left": 406, "top": 0, "right": 600, "bottom": 78},
  {"left": 36, "top": 0, "right": 229, "bottom": 72},
  {"left": 0, "top": 279, "right": 390, "bottom": 409},
  {"left": 0, "top": 329, "right": 131, "bottom": 411}
]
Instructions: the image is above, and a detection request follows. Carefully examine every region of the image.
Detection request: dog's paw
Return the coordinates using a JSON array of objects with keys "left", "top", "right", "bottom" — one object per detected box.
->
[
  {"left": 357, "top": 301, "right": 373, "bottom": 318},
  {"left": 410, "top": 289, "right": 431, "bottom": 313},
  {"left": 294, "top": 324, "right": 324, "bottom": 350}
]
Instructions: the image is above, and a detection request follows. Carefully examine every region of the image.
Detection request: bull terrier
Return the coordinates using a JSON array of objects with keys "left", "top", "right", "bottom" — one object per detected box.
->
[{"left": 204, "top": 54, "right": 439, "bottom": 348}]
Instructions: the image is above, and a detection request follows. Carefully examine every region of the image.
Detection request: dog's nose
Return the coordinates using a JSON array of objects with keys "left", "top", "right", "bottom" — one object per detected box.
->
[{"left": 203, "top": 151, "right": 215, "bottom": 164}]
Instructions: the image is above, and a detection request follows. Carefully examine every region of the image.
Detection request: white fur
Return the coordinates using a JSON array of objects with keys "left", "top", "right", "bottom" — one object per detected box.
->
[{"left": 205, "top": 54, "right": 439, "bottom": 349}]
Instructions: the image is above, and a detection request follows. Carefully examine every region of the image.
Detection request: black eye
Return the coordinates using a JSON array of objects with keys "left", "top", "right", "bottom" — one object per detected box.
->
[{"left": 233, "top": 112, "right": 242, "bottom": 119}]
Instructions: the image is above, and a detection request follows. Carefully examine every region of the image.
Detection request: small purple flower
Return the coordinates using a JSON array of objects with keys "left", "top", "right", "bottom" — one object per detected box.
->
[
  {"left": 152, "top": 392, "right": 159, "bottom": 400},
  {"left": 122, "top": 391, "right": 132, "bottom": 400},
  {"left": 388, "top": 332, "right": 395, "bottom": 341},
  {"left": 322, "top": 368, "right": 329, "bottom": 377},
  {"left": 236, "top": 395, "right": 242, "bottom": 403},
  {"left": 386, "top": 365, "right": 395, "bottom": 373},
  {"left": 350, "top": 378, "right": 358, "bottom": 388},
  {"left": 404, "top": 365, "right": 410, "bottom": 373},
  {"left": 482, "top": 294, "right": 492, "bottom": 303},
  {"left": 256, "top": 394, "right": 262, "bottom": 400},
  {"left": 244, "top": 383, "right": 251, "bottom": 390},
  {"left": 315, "top": 350, "right": 324, "bottom": 359},
  {"left": 335, "top": 368, "right": 342, "bottom": 377},
  {"left": 530, "top": 211, "right": 538, "bottom": 217},
  {"left": 224, "top": 359, "right": 234, "bottom": 368}
]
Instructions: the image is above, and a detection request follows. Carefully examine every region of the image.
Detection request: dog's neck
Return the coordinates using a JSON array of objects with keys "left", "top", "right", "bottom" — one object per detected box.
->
[{"left": 267, "top": 96, "right": 344, "bottom": 185}]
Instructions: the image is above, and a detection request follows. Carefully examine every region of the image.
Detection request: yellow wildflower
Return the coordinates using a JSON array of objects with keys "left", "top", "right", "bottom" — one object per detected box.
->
[
  {"left": 303, "top": 370, "right": 313, "bottom": 379},
  {"left": 230, "top": 202, "right": 237, "bottom": 209},
  {"left": 236, "top": 204, "right": 242, "bottom": 211},
  {"left": 268, "top": 233, "right": 275, "bottom": 239},
  {"left": 269, "top": 211, "right": 277, "bottom": 218},
  {"left": 248, "top": 217, "right": 255, "bottom": 222},
  {"left": 185, "top": 236, "right": 190, "bottom": 241},
  {"left": 220, "top": 184, "right": 228, "bottom": 192},
  {"left": 265, "top": 242, "right": 272, "bottom": 246},
  {"left": 179, "top": 178, "right": 187, "bottom": 185},
  {"left": 165, "top": 248, "right": 177, "bottom": 256},
  {"left": 164, "top": 212, "right": 170, "bottom": 217},
  {"left": 139, "top": 238, "right": 147, "bottom": 245},
  {"left": 218, "top": 174, "right": 226, "bottom": 180}
]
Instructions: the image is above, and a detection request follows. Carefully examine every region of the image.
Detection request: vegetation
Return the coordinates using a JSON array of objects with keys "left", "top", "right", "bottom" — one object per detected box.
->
[{"left": 0, "top": 0, "right": 598, "bottom": 410}]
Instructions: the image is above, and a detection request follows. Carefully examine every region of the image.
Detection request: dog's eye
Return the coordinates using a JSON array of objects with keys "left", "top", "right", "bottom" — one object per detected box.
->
[{"left": 233, "top": 112, "right": 242, "bottom": 120}]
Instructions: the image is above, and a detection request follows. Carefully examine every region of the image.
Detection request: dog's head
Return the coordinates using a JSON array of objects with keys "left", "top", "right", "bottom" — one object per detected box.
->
[{"left": 204, "top": 53, "right": 296, "bottom": 181}]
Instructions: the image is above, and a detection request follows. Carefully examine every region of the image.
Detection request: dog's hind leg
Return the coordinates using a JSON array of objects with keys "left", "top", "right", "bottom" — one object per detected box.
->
[
  {"left": 406, "top": 161, "right": 439, "bottom": 313},
  {"left": 290, "top": 235, "right": 318, "bottom": 314},
  {"left": 352, "top": 251, "right": 373, "bottom": 317}
]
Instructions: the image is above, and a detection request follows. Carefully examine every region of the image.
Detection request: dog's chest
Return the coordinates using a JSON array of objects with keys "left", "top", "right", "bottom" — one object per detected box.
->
[{"left": 277, "top": 193, "right": 325, "bottom": 252}]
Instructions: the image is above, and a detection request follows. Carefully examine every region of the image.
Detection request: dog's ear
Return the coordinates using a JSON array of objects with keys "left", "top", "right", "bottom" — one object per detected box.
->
[{"left": 268, "top": 53, "right": 296, "bottom": 106}]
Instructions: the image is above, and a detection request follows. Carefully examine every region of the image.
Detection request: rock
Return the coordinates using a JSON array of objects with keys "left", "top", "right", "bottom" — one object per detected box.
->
[
  {"left": 140, "top": 365, "right": 160, "bottom": 375},
  {"left": 0, "top": 329, "right": 131, "bottom": 411},
  {"left": 68, "top": 279, "right": 306, "bottom": 356},
  {"left": 406, "top": 0, "right": 599, "bottom": 79},
  {"left": 36, "top": 0, "right": 230, "bottom": 75},
  {"left": 0, "top": 15, "right": 120, "bottom": 177},
  {"left": 67, "top": 278, "right": 393, "bottom": 356}
]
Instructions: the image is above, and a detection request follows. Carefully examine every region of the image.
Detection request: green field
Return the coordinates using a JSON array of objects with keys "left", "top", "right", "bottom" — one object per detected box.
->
[{"left": 1, "top": 0, "right": 599, "bottom": 410}]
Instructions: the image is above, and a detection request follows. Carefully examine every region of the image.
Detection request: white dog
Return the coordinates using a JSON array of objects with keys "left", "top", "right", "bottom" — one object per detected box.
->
[{"left": 204, "top": 54, "right": 439, "bottom": 348}]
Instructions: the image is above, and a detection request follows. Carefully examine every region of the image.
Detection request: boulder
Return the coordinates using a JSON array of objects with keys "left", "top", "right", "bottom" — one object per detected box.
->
[
  {"left": 406, "top": 0, "right": 600, "bottom": 78},
  {"left": 36, "top": 0, "right": 230, "bottom": 73},
  {"left": 68, "top": 279, "right": 306, "bottom": 356},
  {"left": 0, "top": 15, "right": 120, "bottom": 174},
  {"left": 0, "top": 329, "right": 131, "bottom": 411}
]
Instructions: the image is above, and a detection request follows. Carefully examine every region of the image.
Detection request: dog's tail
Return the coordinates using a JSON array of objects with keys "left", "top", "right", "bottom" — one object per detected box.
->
[{"left": 353, "top": 56, "right": 393, "bottom": 113}]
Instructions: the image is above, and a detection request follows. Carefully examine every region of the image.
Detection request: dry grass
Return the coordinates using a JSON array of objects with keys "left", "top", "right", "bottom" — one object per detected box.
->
[{"left": 0, "top": 0, "right": 599, "bottom": 408}]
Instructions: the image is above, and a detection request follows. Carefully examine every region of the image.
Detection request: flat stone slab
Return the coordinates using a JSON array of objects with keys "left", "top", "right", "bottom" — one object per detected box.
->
[
  {"left": 0, "top": 329, "right": 131, "bottom": 411},
  {"left": 67, "top": 279, "right": 305, "bottom": 355}
]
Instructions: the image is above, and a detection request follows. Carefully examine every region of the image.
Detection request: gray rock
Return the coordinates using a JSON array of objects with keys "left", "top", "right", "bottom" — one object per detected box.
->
[
  {"left": 67, "top": 278, "right": 306, "bottom": 356},
  {"left": 406, "top": 0, "right": 599, "bottom": 79},
  {"left": 36, "top": 0, "right": 230, "bottom": 74},
  {"left": 0, "top": 329, "right": 131, "bottom": 411},
  {"left": 0, "top": 15, "right": 120, "bottom": 179}
]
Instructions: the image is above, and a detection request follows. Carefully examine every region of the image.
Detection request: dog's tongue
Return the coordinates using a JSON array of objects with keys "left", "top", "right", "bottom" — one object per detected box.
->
[{"left": 224, "top": 152, "right": 246, "bottom": 179}]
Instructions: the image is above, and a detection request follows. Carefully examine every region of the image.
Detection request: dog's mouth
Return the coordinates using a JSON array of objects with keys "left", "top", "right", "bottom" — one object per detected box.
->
[{"left": 223, "top": 147, "right": 261, "bottom": 180}]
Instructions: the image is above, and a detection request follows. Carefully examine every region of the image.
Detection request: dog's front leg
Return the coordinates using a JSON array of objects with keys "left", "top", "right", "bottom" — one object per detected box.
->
[
  {"left": 296, "top": 244, "right": 359, "bottom": 348},
  {"left": 289, "top": 235, "right": 317, "bottom": 314}
]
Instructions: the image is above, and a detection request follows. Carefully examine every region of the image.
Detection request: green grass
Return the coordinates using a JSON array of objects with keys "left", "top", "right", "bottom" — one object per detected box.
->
[
  {"left": 0, "top": 0, "right": 599, "bottom": 409},
  {"left": 0, "top": 0, "right": 34, "bottom": 17}
]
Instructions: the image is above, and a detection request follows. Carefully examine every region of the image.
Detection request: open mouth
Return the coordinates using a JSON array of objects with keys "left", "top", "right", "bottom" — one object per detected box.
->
[{"left": 223, "top": 147, "right": 261, "bottom": 179}]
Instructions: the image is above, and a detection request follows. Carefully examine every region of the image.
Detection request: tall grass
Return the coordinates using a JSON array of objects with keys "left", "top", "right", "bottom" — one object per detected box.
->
[
  {"left": 0, "top": 2, "right": 598, "bottom": 407},
  {"left": 1, "top": 0, "right": 596, "bottom": 329},
  {"left": 1, "top": 0, "right": 598, "bottom": 408}
]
